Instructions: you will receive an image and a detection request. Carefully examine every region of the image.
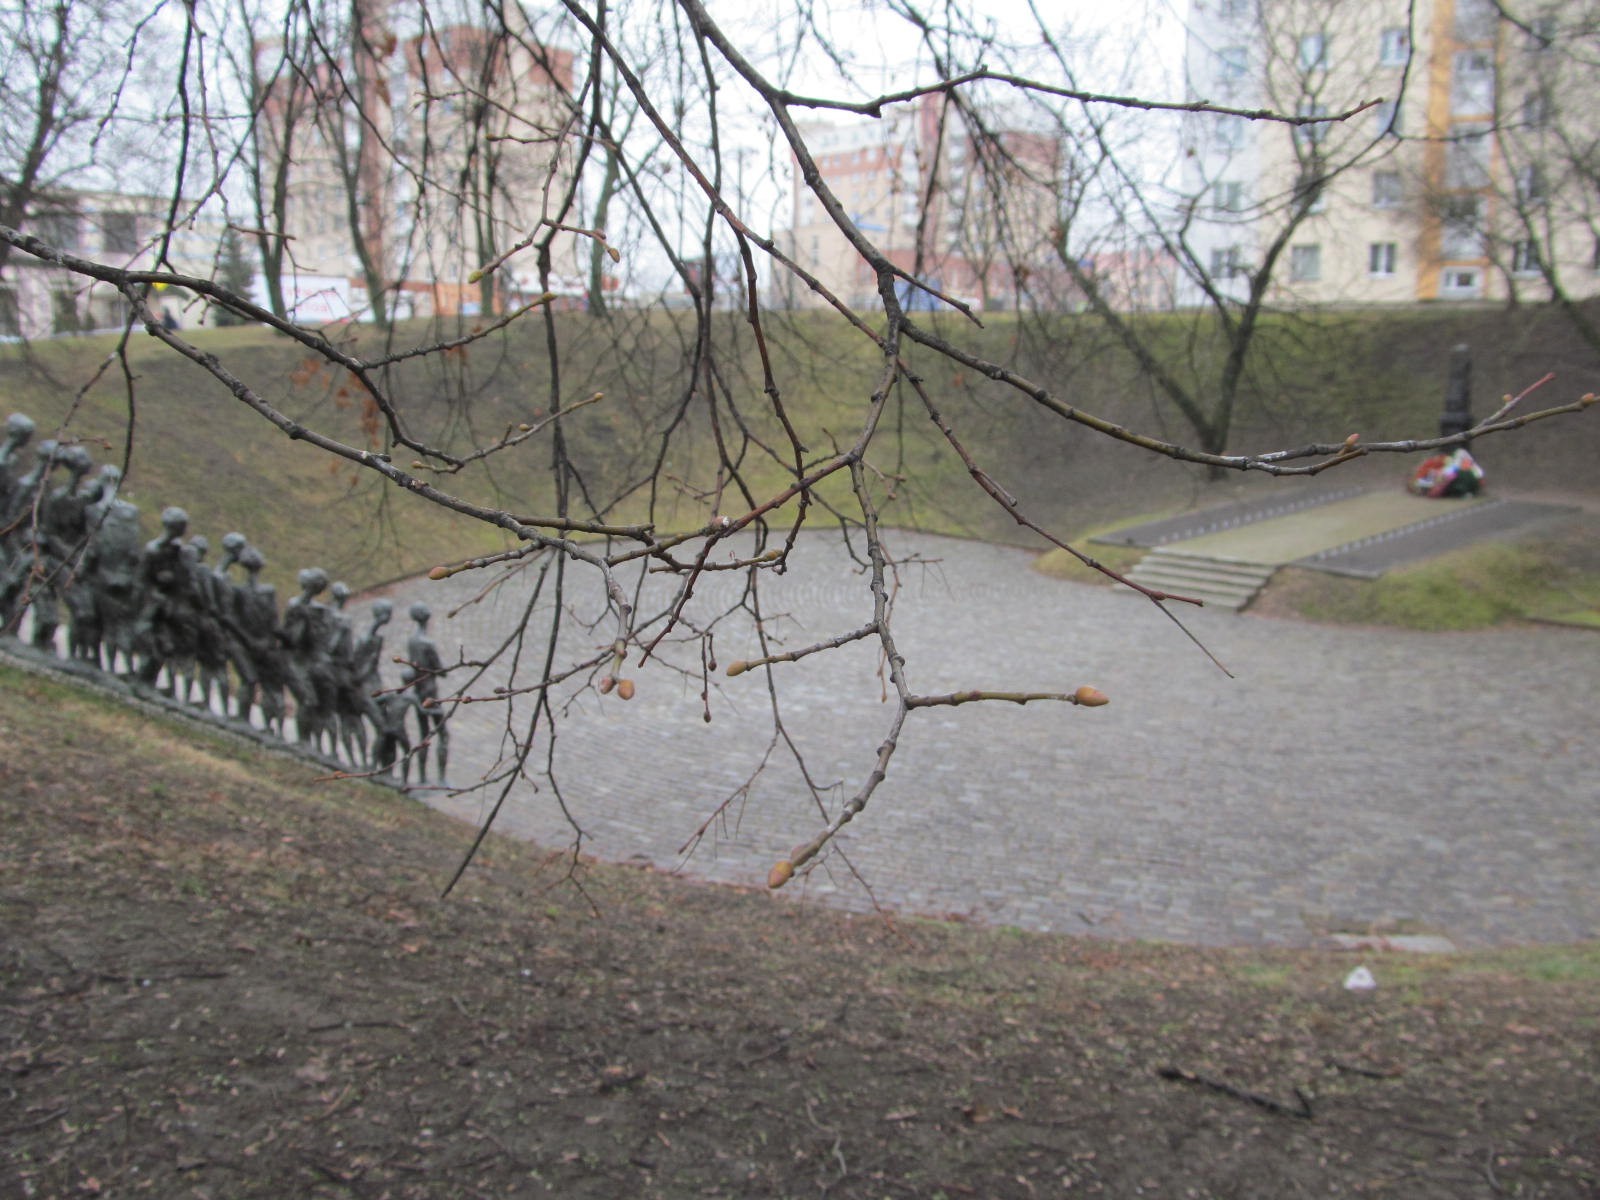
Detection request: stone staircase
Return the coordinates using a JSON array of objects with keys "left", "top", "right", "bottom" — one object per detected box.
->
[{"left": 1124, "top": 548, "right": 1278, "bottom": 612}]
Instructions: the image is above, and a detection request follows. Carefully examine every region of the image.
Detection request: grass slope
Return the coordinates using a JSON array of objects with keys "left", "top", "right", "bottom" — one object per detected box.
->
[
  {"left": 2, "top": 301, "right": 1596, "bottom": 601},
  {"left": 3, "top": 662, "right": 1599, "bottom": 1198}
]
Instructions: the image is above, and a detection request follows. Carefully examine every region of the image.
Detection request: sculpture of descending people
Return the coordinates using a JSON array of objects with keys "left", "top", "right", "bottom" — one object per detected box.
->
[{"left": 0, "top": 435, "right": 455, "bottom": 785}]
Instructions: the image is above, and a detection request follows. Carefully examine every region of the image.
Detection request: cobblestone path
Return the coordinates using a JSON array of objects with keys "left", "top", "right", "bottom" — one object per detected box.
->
[{"left": 374, "top": 531, "right": 1600, "bottom": 949}]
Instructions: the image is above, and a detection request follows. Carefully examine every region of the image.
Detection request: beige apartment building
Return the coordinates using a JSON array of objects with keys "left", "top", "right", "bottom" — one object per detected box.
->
[
  {"left": 779, "top": 94, "right": 1065, "bottom": 313},
  {"left": 255, "top": 7, "right": 577, "bottom": 323},
  {"left": 1181, "top": 0, "right": 1599, "bottom": 307}
]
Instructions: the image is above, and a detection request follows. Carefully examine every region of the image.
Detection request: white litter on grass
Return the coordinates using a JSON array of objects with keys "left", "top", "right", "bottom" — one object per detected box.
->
[{"left": 1343, "top": 965, "right": 1377, "bottom": 991}]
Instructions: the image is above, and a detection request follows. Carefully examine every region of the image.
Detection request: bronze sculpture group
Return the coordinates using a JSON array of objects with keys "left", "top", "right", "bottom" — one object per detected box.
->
[{"left": 0, "top": 413, "right": 448, "bottom": 783}]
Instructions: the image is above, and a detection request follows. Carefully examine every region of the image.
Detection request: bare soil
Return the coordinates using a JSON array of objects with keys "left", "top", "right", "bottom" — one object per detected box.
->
[{"left": 3, "top": 663, "right": 1598, "bottom": 1198}]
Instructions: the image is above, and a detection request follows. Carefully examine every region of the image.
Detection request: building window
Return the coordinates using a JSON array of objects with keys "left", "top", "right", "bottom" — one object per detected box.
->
[
  {"left": 1369, "top": 242, "right": 1397, "bottom": 276},
  {"left": 1445, "top": 122, "right": 1492, "bottom": 188},
  {"left": 1523, "top": 89, "right": 1551, "bottom": 129},
  {"left": 1213, "top": 180, "right": 1245, "bottom": 212},
  {"left": 1511, "top": 240, "right": 1541, "bottom": 275},
  {"left": 1214, "top": 114, "right": 1247, "bottom": 151},
  {"left": 1373, "top": 100, "right": 1402, "bottom": 138},
  {"left": 1451, "top": 51, "right": 1495, "bottom": 114},
  {"left": 1371, "top": 170, "right": 1402, "bottom": 207},
  {"left": 1290, "top": 244, "right": 1322, "bottom": 282},
  {"left": 1516, "top": 164, "right": 1546, "bottom": 207},
  {"left": 1379, "top": 27, "right": 1410, "bottom": 66},
  {"left": 1295, "top": 170, "right": 1327, "bottom": 214},
  {"left": 1454, "top": 0, "right": 1496, "bottom": 40},
  {"left": 1298, "top": 33, "right": 1329, "bottom": 71},
  {"left": 1440, "top": 196, "right": 1484, "bottom": 259},
  {"left": 1210, "top": 245, "right": 1245, "bottom": 279},
  {"left": 102, "top": 212, "right": 139, "bottom": 256},
  {"left": 1440, "top": 267, "right": 1482, "bottom": 298},
  {"left": 34, "top": 211, "right": 79, "bottom": 251},
  {"left": 1295, "top": 103, "right": 1330, "bottom": 148}
]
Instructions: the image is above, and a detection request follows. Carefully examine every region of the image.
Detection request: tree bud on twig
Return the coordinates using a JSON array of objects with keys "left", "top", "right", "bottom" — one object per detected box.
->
[
  {"left": 767, "top": 859, "right": 793, "bottom": 889},
  {"left": 428, "top": 565, "right": 451, "bottom": 580},
  {"left": 617, "top": 679, "right": 636, "bottom": 701},
  {"left": 726, "top": 660, "right": 749, "bottom": 677},
  {"left": 1073, "top": 685, "right": 1109, "bottom": 707},
  {"left": 597, "top": 675, "right": 616, "bottom": 695}
]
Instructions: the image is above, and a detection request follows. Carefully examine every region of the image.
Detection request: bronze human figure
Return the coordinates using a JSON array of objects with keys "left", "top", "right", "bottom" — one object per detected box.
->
[
  {"left": 326, "top": 581, "right": 373, "bottom": 765},
  {"left": 232, "top": 545, "right": 288, "bottom": 734},
  {"left": 281, "top": 566, "right": 339, "bottom": 752},
  {"left": 405, "top": 602, "right": 448, "bottom": 782},
  {"left": 82, "top": 487, "right": 142, "bottom": 673},
  {"left": 131, "top": 507, "right": 201, "bottom": 694},
  {"left": 372, "top": 665, "right": 421, "bottom": 780}
]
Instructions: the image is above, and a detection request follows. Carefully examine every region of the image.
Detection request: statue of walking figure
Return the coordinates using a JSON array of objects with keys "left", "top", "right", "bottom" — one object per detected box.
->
[
  {"left": 132, "top": 506, "right": 201, "bottom": 694},
  {"left": 81, "top": 474, "right": 141, "bottom": 672},
  {"left": 326, "top": 581, "right": 379, "bottom": 766},
  {"left": 232, "top": 545, "right": 289, "bottom": 735},
  {"left": 349, "top": 597, "right": 392, "bottom": 766},
  {"left": 405, "top": 602, "right": 449, "bottom": 782},
  {"left": 372, "top": 665, "right": 421, "bottom": 780},
  {"left": 0, "top": 412, "right": 38, "bottom": 546},
  {"left": 280, "top": 566, "right": 339, "bottom": 753},
  {"left": 183, "top": 534, "right": 233, "bottom": 712}
]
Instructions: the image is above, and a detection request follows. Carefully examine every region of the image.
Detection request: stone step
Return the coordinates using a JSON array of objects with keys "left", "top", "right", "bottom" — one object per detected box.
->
[
  {"left": 1134, "top": 551, "right": 1279, "bottom": 584},
  {"left": 1125, "top": 550, "right": 1278, "bottom": 612}
]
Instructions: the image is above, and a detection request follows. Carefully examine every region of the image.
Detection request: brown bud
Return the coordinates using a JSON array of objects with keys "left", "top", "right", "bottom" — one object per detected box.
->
[
  {"left": 518, "top": 422, "right": 531, "bottom": 432},
  {"left": 767, "top": 859, "right": 794, "bottom": 889},
  {"left": 428, "top": 565, "right": 451, "bottom": 581},
  {"left": 1073, "top": 685, "right": 1109, "bottom": 707},
  {"left": 617, "top": 679, "right": 636, "bottom": 701},
  {"left": 597, "top": 675, "right": 616, "bottom": 695},
  {"left": 726, "top": 660, "right": 749, "bottom": 677}
]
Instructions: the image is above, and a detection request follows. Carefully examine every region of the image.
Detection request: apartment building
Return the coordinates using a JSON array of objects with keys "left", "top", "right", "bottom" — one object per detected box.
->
[
  {"left": 255, "top": 7, "right": 577, "bottom": 324},
  {"left": 1180, "top": 0, "right": 1599, "bottom": 306},
  {"left": 0, "top": 191, "right": 226, "bottom": 340},
  {"left": 780, "top": 94, "right": 1064, "bottom": 312}
]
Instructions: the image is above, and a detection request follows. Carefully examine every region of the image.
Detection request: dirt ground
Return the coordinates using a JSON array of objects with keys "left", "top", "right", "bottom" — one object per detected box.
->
[{"left": 3, "top": 663, "right": 1598, "bottom": 1199}]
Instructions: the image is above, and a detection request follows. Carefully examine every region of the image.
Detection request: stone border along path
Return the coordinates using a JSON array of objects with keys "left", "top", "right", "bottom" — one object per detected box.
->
[{"left": 362, "top": 530, "right": 1600, "bottom": 950}]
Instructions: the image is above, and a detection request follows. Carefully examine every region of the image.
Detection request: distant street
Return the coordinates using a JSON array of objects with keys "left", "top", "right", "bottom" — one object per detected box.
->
[{"left": 383, "top": 531, "right": 1599, "bottom": 949}]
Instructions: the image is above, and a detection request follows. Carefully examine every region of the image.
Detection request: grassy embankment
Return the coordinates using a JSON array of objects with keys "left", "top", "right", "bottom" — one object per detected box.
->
[{"left": 2, "top": 301, "right": 1596, "bottom": 623}]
